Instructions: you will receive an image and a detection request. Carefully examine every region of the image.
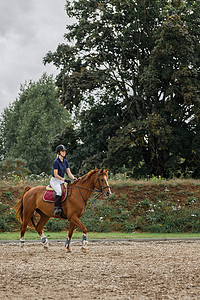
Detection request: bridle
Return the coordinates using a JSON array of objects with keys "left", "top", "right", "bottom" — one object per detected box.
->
[
  {"left": 95, "top": 171, "right": 110, "bottom": 195},
  {"left": 75, "top": 170, "right": 111, "bottom": 205}
]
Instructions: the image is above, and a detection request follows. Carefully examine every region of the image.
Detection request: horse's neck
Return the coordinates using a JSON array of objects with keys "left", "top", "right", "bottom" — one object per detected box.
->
[
  {"left": 81, "top": 177, "right": 95, "bottom": 191},
  {"left": 78, "top": 174, "right": 96, "bottom": 195},
  {"left": 73, "top": 178, "right": 93, "bottom": 204}
]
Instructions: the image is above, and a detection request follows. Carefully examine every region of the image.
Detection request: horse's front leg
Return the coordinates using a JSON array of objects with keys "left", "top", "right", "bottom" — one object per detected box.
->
[
  {"left": 65, "top": 222, "right": 75, "bottom": 253},
  {"left": 70, "top": 215, "right": 88, "bottom": 253}
]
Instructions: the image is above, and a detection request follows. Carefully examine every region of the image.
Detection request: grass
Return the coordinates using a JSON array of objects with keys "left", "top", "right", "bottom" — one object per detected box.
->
[
  {"left": 1, "top": 231, "right": 200, "bottom": 241},
  {"left": 109, "top": 178, "right": 200, "bottom": 187},
  {"left": 2, "top": 176, "right": 200, "bottom": 189}
]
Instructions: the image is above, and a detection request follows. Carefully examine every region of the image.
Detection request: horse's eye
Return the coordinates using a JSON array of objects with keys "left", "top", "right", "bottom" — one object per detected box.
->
[{"left": 101, "top": 179, "right": 104, "bottom": 182}]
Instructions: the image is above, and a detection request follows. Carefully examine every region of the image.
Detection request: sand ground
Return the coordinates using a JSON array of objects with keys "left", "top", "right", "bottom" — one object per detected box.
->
[{"left": 0, "top": 240, "right": 200, "bottom": 300}]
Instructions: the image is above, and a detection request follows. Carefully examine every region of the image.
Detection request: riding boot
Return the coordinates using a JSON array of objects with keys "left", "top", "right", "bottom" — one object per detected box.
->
[
  {"left": 57, "top": 201, "right": 67, "bottom": 219},
  {"left": 54, "top": 195, "right": 62, "bottom": 216}
]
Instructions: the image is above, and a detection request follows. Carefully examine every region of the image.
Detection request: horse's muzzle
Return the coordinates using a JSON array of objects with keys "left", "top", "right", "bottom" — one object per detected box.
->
[{"left": 103, "top": 190, "right": 111, "bottom": 197}]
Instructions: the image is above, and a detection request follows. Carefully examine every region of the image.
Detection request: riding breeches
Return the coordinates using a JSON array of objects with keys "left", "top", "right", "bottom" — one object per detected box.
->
[{"left": 50, "top": 177, "right": 63, "bottom": 196}]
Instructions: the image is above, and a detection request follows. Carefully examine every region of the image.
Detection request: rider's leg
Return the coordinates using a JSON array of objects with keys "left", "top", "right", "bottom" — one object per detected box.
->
[
  {"left": 50, "top": 177, "right": 63, "bottom": 216},
  {"left": 54, "top": 194, "right": 62, "bottom": 215}
]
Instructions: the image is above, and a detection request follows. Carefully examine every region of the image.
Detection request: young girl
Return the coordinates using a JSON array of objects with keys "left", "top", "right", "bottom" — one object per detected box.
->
[{"left": 50, "top": 144, "right": 77, "bottom": 215}]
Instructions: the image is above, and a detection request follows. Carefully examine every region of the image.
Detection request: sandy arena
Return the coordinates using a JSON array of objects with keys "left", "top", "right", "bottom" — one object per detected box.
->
[{"left": 0, "top": 240, "right": 200, "bottom": 300}]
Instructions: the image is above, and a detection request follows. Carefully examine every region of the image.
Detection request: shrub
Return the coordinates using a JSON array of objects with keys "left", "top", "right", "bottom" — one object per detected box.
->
[
  {"left": 0, "top": 203, "right": 19, "bottom": 231},
  {"left": 45, "top": 219, "right": 68, "bottom": 232},
  {"left": 0, "top": 158, "right": 30, "bottom": 179},
  {"left": 122, "top": 221, "right": 136, "bottom": 232},
  {"left": 3, "top": 191, "right": 13, "bottom": 200},
  {"left": 0, "top": 216, "right": 10, "bottom": 232}
]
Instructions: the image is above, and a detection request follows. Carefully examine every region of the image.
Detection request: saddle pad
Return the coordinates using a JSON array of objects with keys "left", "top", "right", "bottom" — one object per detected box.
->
[
  {"left": 43, "top": 186, "right": 67, "bottom": 203},
  {"left": 46, "top": 185, "right": 54, "bottom": 191}
]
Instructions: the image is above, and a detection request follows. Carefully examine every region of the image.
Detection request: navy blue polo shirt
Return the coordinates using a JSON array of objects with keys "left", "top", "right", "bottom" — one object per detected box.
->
[{"left": 52, "top": 157, "right": 69, "bottom": 178}]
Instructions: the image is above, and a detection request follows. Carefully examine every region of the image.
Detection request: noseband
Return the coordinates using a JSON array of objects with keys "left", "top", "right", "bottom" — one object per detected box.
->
[{"left": 95, "top": 171, "right": 110, "bottom": 194}]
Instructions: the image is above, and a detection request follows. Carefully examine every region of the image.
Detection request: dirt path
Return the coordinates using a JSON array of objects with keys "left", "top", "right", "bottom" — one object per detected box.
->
[{"left": 0, "top": 240, "right": 200, "bottom": 299}]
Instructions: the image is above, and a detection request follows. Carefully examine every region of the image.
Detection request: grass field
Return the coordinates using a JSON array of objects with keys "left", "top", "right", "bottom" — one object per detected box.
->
[{"left": 1, "top": 231, "right": 200, "bottom": 241}]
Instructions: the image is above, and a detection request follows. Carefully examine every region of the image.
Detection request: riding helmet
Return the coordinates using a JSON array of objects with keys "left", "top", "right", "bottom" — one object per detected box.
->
[{"left": 56, "top": 144, "right": 67, "bottom": 153}]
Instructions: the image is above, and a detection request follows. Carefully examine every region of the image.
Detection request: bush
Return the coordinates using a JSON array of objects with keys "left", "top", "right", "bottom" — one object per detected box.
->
[
  {"left": 0, "top": 216, "right": 10, "bottom": 232},
  {"left": 0, "top": 203, "right": 19, "bottom": 231},
  {"left": 45, "top": 219, "right": 68, "bottom": 232},
  {"left": 1, "top": 178, "right": 200, "bottom": 234},
  {"left": 0, "top": 158, "right": 30, "bottom": 179}
]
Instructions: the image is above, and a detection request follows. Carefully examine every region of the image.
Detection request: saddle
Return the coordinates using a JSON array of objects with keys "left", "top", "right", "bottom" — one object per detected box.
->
[{"left": 43, "top": 183, "right": 68, "bottom": 203}]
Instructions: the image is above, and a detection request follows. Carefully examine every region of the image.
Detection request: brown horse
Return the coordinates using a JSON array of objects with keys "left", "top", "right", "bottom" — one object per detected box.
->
[{"left": 13, "top": 168, "right": 111, "bottom": 252}]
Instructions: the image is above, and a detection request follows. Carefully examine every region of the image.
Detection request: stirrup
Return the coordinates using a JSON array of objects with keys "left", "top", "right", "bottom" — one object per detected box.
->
[
  {"left": 54, "top": 207, "right": 62, "bottom": 216},
  {"left": 60, "top": 210, "right": 67, "bottom": 219}
]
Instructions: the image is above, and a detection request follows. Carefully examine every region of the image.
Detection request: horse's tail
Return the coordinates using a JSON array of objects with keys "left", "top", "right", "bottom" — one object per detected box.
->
[{"left": 13, "top": 186, "right": 32, "bottom": 224}]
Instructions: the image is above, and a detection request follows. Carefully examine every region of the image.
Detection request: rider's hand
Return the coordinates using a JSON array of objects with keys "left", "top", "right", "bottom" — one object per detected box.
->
[{"left": 64, "top": 179, "right": 71, "bottom": 184}]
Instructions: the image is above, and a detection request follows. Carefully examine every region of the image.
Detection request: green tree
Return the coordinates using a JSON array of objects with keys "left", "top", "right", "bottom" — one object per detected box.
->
[
  {"left": 44, "top": 0, "right": 165, "bottom": 116},
  {"left": 50, "top": 96, "right": 123, "bottom": 175},
  {"left": 141, "top": 13, "right": 200, "bottom": 176},
  {"left": 44, "top": 0, "right": 200, "bottom": 177},
  {"left": 0, "top": 74, "right": 72, "bottom": 174},
  {"left": 44, "top": 0, "right": 167, "bottom": 174}
]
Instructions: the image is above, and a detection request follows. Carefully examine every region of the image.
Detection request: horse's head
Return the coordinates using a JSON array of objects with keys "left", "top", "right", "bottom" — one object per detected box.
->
[{"left": 94, "top": 169, "right": 112, "bottom": 197}]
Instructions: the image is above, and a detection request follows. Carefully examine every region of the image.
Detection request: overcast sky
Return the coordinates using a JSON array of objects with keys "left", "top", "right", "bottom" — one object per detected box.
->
[{"left": 0, "top": 0, "right": 72, "bottom": 114}]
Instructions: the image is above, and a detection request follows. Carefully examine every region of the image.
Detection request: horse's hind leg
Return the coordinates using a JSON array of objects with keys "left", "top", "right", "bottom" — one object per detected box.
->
[
  {"left": 20, "top": 221, "right": 28, "bottom": 246},
  {"left": 20, "top": 210, "right": 35, "bottom": 247},
  {"left": 35, "top": 212, "right": 50, "bottom": 249}
]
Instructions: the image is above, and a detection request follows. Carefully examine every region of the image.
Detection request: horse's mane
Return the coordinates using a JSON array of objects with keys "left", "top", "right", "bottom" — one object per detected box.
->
[
  {"left": 76, "top": 168, "right": 106, "bottom": 184},
  {"left": 78, "top": 169, "right": 98, "bottom": 184}
]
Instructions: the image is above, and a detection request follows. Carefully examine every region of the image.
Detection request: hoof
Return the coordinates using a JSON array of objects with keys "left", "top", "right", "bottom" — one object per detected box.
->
[
  {"left": 20, "top": 238, "right": 25, "bottom": 248},
  {"left": 43, "top": 238, "right": 49, "bottom": 250},
  {"left": 82, "top": 247, "right": 87, "bottom": 253},
  {"left": 82, "top": 239, "right": 88, "bottom": 253},
  {"left": 44, "top": 244, "right": 49, "bottom": 250},
  {"left": 44, "top": 243, "right": 49, "bottom": 250},
  {"left": 54, "top": 208, "right": 62, "bottom": 216},
  {"left": 66, "top": 247, "right": 71, "bottom": 253}
]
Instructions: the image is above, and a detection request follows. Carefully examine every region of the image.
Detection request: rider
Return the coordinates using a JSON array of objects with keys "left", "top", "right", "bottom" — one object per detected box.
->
[{"left": 50, "top": 145, "right": 77, "bottom": 216}]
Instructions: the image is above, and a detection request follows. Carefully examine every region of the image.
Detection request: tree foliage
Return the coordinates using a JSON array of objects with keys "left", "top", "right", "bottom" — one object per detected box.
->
[
  {"left": 44, "top": 0, "right": 165, "bottom": 115},
  {"left": 0, "top": 74, "right": 71, "bottom": 174},
  {"left": 43, "top": 0, "right": 200, "bottom": 177},
  {"left": 1, "top": 1, "right": 199, "bottom": 178}
]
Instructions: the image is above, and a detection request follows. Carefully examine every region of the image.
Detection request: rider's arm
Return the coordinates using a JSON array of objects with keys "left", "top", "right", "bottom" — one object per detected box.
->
[
  {"left": 54, "top": 169, "right": 65, "bottom": 181},
  {"left": 66, "top": 168, "right": 76, "bottom": 180}
]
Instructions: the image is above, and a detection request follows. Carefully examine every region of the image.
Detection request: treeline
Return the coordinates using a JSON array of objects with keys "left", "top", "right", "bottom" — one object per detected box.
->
[
  {"left": 0, "top": 75, "right": 71, "bottom": 176},
  {"left": 1, "top": 0, "right": 200, "bottom": 178}
]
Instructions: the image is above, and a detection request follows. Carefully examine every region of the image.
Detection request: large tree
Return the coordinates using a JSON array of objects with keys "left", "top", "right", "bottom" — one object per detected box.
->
[
  {"left": 44, "top": 0, "right": 165, "bottom": 115},
  {"left": 44, "top": 0, "right": 200, "bottom": 177},
  {"left": 50, "top": 96, "right": 123, "bottom": 175},
  {"left": 0, "top": 74, "right": 72, "bottom": 174}
]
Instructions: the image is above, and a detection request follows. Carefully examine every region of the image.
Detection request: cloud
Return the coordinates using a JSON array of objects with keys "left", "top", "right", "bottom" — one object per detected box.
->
[
  {"left": 0, "top": 0, "right": 33, "bottom": 37},
  {"left": 0, "top": 0, "right": 71, "bottom": 114}
]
